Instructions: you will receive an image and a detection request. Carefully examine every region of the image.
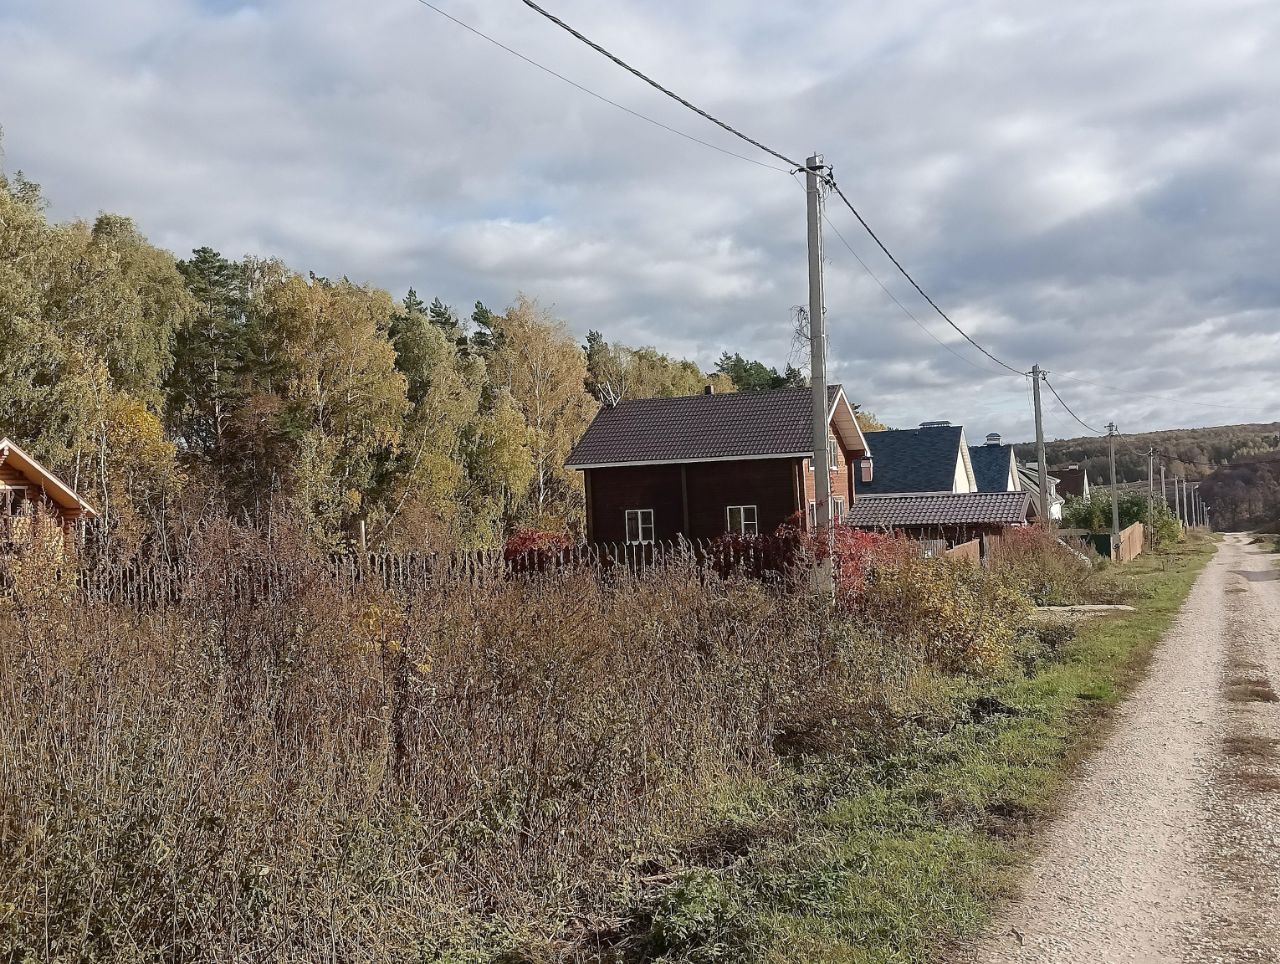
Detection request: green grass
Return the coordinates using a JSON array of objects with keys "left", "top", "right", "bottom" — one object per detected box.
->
[{"left": 644, "top": 535, "right": 1218, "bottom": 964}]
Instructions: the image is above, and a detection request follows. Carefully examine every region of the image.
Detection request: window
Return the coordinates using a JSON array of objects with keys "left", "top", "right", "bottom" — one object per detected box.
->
[
  {"left": 807, "top": 437, "right": 840, "bottom": 472},
  {"left": 726, "top": 505, "right": 758, "bottom": 536},
  {"left": 0, "top": 486, "right": 27, "bottom": 516},
  {"left": 809, "top": 499, "right": 845, "bottom": 527},
  {"left": 625, "top": 508, "right": 654, "bottom": 544}
]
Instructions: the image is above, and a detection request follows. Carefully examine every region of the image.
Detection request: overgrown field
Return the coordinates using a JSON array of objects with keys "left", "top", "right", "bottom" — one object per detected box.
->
[{"left": 0, "top": 528, "right": 1215, "bottom": 962}]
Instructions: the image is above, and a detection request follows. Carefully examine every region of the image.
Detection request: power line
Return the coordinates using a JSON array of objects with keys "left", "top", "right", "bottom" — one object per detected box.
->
[
  {"left": 418, "top": 1, "right": 1266, "bottom": 436},
  {"left": 825, "top": 175, "right": 1026, "bottom": 377},
  {"left": 1042, "top": 375, "right": 1105, "bottom": 435},
  {"left": 408, "top": 0, "right": 789, "bottom": 173},
  {"left": 789, "top": 173, "right": 1017, "bottom": 379},
  {"left": 518, "top": 0, "right": 1030, "bottom": 381},
  {"left": 517, "top": 0, "right": 802, "bottom": 169}
]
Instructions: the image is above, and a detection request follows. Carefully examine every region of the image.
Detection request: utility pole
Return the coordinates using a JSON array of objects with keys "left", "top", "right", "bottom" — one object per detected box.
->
[
  {"left": 805, "top": 153, "right": 833, "bottom": 593},
  {"left": 1160, "top": 461, "right": 1167, "bottom": 520},
  {"left": 1147, "top": 448, "right": 1155, "bottom": 545},
  {"left": 1107, "top": 422, "right": 1121, "bottom": 556},
  {"left": 1031, "top": 364, "right": 1050, "bottom": 525}
]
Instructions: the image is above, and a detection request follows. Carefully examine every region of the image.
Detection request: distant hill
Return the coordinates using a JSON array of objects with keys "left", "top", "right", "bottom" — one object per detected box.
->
[
  {"left": 1012, "top": 422, "right": 1280, "bottom": 531},
  {"left": 1012, "top": 422, "right": 1280, "bottom": 486}
]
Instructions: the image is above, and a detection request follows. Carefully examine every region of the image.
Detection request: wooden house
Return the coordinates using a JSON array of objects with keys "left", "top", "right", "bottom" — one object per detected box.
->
[
  {"left": 564, "top": 385, "right": 869, "bottom": 543},
  {"left": 0, "top": 438, "right": 96, "bottom": 548}
]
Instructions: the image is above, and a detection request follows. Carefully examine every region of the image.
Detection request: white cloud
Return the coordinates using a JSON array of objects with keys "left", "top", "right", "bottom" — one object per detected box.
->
[{"left": 1, "top": 0, "right": 1279, "bottom": 441}]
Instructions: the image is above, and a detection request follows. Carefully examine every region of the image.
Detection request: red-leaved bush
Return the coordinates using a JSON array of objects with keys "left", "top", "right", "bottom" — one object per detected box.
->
[{"left": 502, "top": 528, "right": 572, "bottom": 563}]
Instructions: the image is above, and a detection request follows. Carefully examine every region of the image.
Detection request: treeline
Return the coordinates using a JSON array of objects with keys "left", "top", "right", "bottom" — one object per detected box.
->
[
  {"left": 0, "top": 157, "right": 840, "bottom": 554},
  {"left": 1200, "top": 461, "right": 1280, "bottom": 531},
  {"left": 1015, "top": 423, "right": 1280, "bottom": 486}
]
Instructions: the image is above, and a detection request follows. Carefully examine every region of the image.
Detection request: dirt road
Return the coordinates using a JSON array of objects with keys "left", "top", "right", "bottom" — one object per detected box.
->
[{"left": 965, "top": 534, "right": 1280, "bottom": 964}]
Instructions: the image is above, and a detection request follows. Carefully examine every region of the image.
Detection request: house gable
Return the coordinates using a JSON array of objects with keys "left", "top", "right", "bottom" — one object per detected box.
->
[
  {"left": 858, "top": 424, "right": 969, "bottom": 495},
  {"left": 968, "top": 442, "right": 1021, "bottom": 493},
  {"left": 0, "top": 438, "right": 96, "bottom": 519}
]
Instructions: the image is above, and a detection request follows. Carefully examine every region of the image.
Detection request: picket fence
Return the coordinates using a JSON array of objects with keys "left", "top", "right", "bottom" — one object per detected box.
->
[
  {"left": 66, "top": 538, "right": 796, "bottom": 610},
  {"left": 50, "top": 531, "right": 1007, "bottom": 611}
]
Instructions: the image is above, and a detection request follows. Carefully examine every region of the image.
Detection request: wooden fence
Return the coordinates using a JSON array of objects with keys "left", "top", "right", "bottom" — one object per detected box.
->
[
  {"left": 1116, "top": 521, "right": 1145, "bottom": 562},
  {"left": 26, "top": 530, "right": 1033, "bottom": 612},
  {"left": 945, "top": 539, "right": 982, "bottom": 564},
  {"left": 61, "top": 538, "right": 792, "bottom": 610}
]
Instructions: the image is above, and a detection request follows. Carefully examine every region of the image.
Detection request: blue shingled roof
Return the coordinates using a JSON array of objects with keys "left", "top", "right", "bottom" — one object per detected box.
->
[
  {"left": 858, "top": 425, "right": 967, "bottom": 494},
  {"left": 968, "top": 443, "right": 1017, "bottom": 492}
]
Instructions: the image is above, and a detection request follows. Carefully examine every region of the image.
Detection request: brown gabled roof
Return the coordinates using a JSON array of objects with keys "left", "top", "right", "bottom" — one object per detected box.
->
[
  {"left": 0, "top": 438, "right": 97, "bottom": 518},
  {"left": 846, "top": 491, "right": 1030, "bottom": 528},
  {"left": 566, "top": 385, "right": 866, "bottom": 469}
]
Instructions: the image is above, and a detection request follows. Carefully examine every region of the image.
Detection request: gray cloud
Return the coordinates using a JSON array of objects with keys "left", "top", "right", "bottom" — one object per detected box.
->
[{"left": 2, "top": 0, "right": 1278, "bottom": 443}]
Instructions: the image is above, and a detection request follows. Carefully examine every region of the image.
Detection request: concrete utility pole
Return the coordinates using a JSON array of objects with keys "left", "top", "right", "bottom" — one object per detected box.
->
[
  {"left": 1031, "top": 364, "right": 1051, "bottom": 525},
  {"left": 1107, "top": 422, "right": 1121, "bottom": 554},
  {"left": 1160, "top": 462, "right": 1167, "bottom": 518},
  {"left": 805, "top": 153, "right": 833, "bottom": 592},
  {"left": 1147, "top": 448, "right": 1155, "bottom": 543}
]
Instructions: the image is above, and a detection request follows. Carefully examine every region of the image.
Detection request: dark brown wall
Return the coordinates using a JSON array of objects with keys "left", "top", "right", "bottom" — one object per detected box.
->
[
  {"left": 585, "top": 458, "right": 802, "bottom": 542},
  {"left": 685, "top": 459, "right": 800, "bottom": 536},
  {"left": 585, "top": 465, "right": 685, "bottom": 542}
]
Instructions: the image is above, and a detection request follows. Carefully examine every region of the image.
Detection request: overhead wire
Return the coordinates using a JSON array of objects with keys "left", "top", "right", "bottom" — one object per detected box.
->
[
  {"left": 1050, "top": 371, "right": 1274, "bottom": 418},
  {"left": 1155, "top": 449, "right": 1280, "bottom": 469},
  {"left": 516, "top": 0, "right": 1030, "bottom": 378},
  {"left": 419, "top": 0, "right": 1268, "bottom": 436},
  {"left": 788, "top": 172, "right": 1018, "bottom": 379},
  {"left": 407, "top": 0, "right": 789, "bottom": 172},
  {"left": 1042, "top": 375, "right": 1105, "bottom": 435},
  {"left": 825, "top": 175, "right": 1026, "bottom": 377},
  {"left": 517, "top": 0, "right": 802, "bottom": 169}
]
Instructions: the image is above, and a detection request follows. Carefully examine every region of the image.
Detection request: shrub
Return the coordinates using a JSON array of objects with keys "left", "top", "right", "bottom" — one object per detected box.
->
[
  {"left": 985, "top": 526, "right": 1092, "bottom": 606},
  {"left": 855, "top": 553, "right": 1030, "bottom": 675}
]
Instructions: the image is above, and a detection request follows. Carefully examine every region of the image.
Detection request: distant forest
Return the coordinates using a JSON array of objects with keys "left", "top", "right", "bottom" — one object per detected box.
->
[{"left": 1014, "top": 424, "right": 1280, "bottom": 531}]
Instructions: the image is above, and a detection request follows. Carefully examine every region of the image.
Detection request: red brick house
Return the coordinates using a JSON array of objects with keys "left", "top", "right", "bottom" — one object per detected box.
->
[{"left": 565, "top": 385, "right": 869, "bottom": 544}]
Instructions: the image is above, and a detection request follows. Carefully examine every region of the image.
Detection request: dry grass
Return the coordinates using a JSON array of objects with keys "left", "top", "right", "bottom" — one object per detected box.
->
[{"left": 0, "top": 524, "right": 952, "bottom": 962}]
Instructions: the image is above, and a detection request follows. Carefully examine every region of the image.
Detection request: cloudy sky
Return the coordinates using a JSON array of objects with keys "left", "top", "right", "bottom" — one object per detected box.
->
[{"left": 2, "top": 0, "right": 1278, "bottom": 442}]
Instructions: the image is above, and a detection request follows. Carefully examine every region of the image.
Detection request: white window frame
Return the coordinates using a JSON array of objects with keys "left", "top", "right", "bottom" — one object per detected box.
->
[
  {"left": 0, "top": 484, "right": 29, "bottom": 516},
  {"left": 625, "top": 508, "right": 654, "bottom": 545},
  {"left": 807, "top": 437, "right": 841, "bottom": 473},
  {"left": 809, "top": 498, "right": 846, "bottom": 528},
  {"left": 726, "top": 504, "right": 758, "bottom": 536}
]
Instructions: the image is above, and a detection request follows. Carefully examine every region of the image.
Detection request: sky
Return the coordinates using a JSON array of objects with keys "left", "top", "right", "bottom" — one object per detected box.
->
[{"left": 2, "top": 0, "right": 1279, "bottom": 443}]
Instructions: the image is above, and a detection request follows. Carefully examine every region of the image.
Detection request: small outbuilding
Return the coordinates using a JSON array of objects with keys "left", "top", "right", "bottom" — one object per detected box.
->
[
  {"left": 845, "top": 490, "right": 1031, "bottom": 545},
  {"left": 0, "top": 438, "right": 97, "bottom": 539}
]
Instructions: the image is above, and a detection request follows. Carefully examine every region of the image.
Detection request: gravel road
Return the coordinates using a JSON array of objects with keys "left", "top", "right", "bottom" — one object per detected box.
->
[{"left": 963, "top": 533, "right": 1280, "bottom": 964}]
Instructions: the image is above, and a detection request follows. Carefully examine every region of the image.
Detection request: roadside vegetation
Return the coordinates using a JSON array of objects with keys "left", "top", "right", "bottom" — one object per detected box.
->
[{"left": 0, "top": 523, "right": 1215, "bottom": 962}]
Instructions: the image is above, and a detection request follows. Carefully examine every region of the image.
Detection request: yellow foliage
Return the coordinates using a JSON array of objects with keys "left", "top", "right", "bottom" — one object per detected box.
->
[{"left": 859, "top": 556, "right": 1030, "bottom": 674}]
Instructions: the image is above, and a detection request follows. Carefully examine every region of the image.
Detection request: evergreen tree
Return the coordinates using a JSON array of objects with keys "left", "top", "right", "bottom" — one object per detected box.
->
[
  {"left": 169, "top": 247, "right": 247, "bottom": 455},
  {"left": 427, "top": 297, "right": 459, "bottom": 337}
]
